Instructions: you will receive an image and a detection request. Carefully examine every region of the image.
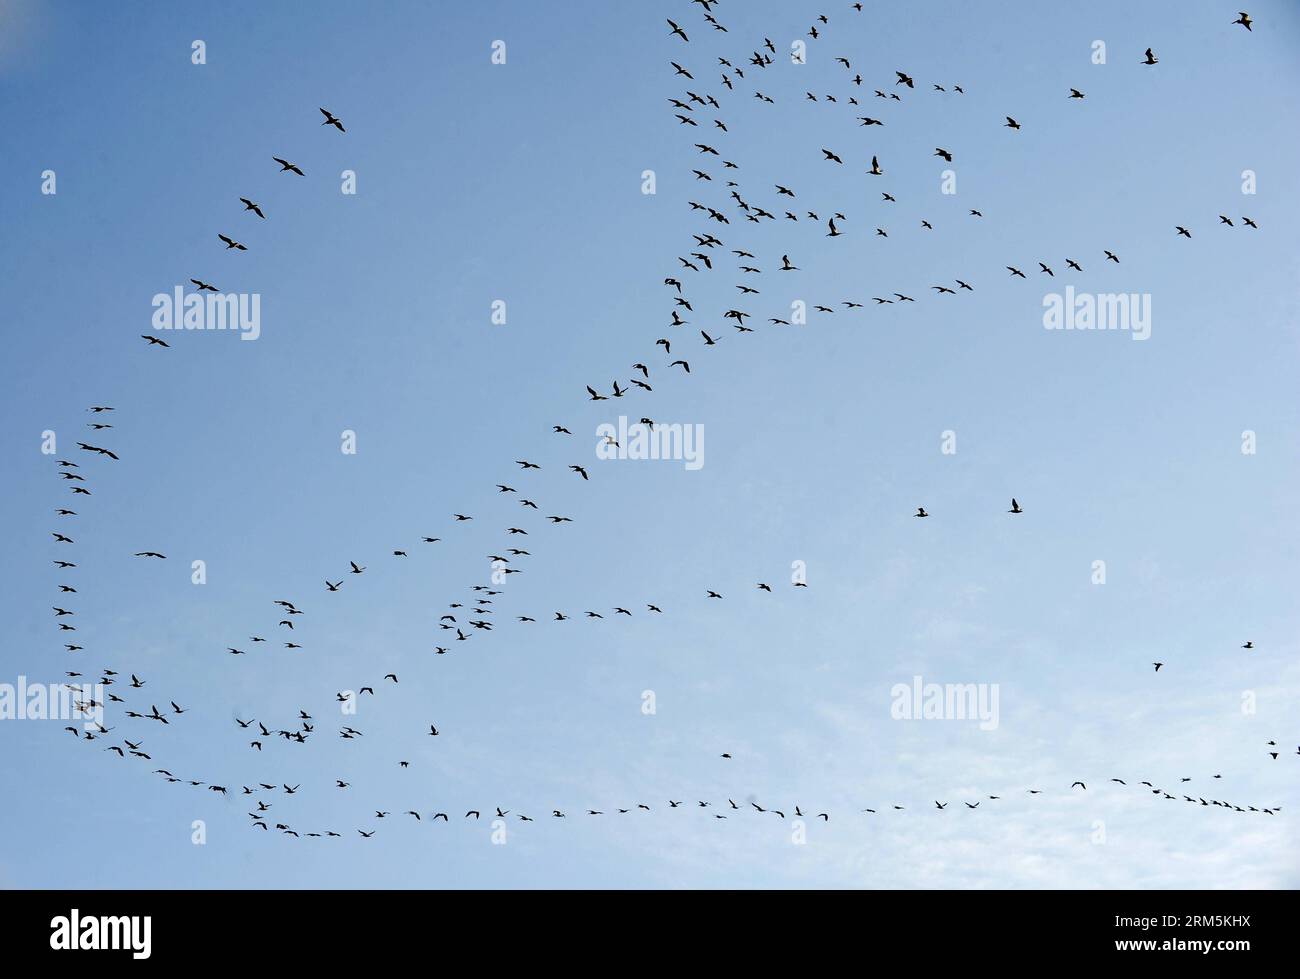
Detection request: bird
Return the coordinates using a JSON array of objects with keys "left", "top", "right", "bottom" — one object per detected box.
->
[
  {"left": 273, "top": 157, "right": 305, "bottom": 175},
  {"left": 77, "top": 441, "right": 119, "bottom": 460},
  {"left": 239, "top": 198, "right": 265, "bottom": 218},
  {"left": 1233, "top": 12, "right": 1252, "bottom": 31},
  {"left": 218, "top": 234, "right": 247, "bottom": 251},
  {"left": 319, "top": 108, "right": 345, "bottom": 132},
  {"left": 1009, "top": 498, "right": 1022, "bottom": 514},
  {"left": 1142, "top": 47, "right": 1158, "bottom": 65}
]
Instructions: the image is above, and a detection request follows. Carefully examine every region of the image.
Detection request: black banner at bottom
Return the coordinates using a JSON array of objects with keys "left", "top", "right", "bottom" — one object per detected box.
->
[{"left": 1, "top": 889, "right": 1289, "bottom": 965}]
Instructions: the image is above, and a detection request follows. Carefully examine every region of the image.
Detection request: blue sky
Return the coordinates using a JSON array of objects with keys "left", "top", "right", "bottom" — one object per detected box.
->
[{"left": 2, "top": 0, "right": 1298, "bottom": 888}]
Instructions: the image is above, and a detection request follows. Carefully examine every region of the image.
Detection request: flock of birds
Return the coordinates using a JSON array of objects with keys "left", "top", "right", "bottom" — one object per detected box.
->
[{"left": 44, "top": 3, "right": 1289, "bottom": 845}]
